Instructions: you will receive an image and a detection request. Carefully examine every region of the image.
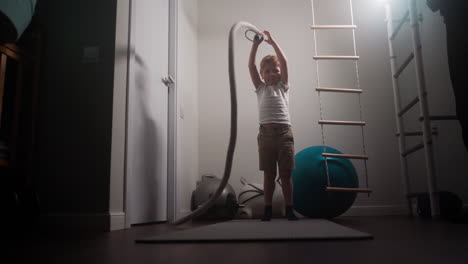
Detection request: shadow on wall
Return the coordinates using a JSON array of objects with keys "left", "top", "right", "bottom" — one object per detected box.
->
[
  {"left": 115, "top": 45, "right": 167, "bottom": 220},
  {"left": 132, "top": 54, "right": 161, "bottom": 215}
]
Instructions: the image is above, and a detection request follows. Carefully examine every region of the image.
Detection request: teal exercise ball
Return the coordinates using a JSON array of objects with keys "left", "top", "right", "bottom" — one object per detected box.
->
[{"left": 292, "top": 146, "right": 358, "bottom": 218}]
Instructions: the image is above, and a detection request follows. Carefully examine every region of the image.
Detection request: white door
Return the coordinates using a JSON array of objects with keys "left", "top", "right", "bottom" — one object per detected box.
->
[{"left": 126, "top": 0, "right": 169, "bottom": 225}]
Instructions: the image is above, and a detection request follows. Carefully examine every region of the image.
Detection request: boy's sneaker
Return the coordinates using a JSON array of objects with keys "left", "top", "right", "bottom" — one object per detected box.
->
[
  {"left": 285, "top": 205, "right": 298, "bottom": 221},
  {"left": 261, "top": 205, "right": 272, "bottom": 221}
]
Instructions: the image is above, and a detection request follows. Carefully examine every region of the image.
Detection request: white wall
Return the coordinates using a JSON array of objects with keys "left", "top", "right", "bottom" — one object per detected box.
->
[
  {"left": 196, "top": 0, "right": 468, "bottom": 214},
  {"left": 176, "top": 0, "right": 200, "bottom": 216}
]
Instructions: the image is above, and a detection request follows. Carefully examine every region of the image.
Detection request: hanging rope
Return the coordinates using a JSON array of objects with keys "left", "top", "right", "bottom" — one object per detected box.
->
[
  {"left": 311, "top": 0, "right": 369, "bottom": 192},
  {"left": 311, "top": 0, "right": 332, "bottom": 187},
  {"left": 349, "top": 0, "right": 370, "bottom": 194}
]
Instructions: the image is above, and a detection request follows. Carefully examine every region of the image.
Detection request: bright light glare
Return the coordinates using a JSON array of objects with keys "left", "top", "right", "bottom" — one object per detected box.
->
[{"left": 377, "top": 0, "right": 391, "bottom": 6}]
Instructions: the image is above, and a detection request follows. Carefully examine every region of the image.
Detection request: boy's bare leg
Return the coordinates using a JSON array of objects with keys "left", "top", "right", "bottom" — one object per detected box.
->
[
  {"left": 262, "top": 171, "right": 276, "bottom": 221},
  {"left": 280, "top": 170, "right": 298, "bottom": 220},
  {"left": 279, "top": 170, "right": 293, "bottom": 205}
]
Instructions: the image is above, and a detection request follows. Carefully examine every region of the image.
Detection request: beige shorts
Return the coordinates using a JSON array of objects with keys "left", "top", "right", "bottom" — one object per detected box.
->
[{"left": 257, "top": 123, "right": 295, "bottom": 173}]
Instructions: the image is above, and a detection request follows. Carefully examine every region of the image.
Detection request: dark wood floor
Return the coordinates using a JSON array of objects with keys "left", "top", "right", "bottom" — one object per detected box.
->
[{"left": 10, "top": 215, "right": 468, "bottom": 264}]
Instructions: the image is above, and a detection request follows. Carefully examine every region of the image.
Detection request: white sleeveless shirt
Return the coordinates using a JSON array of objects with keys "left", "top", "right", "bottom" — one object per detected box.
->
[{"left": 255, "top": 82, "right": 291, "bottom": 125}]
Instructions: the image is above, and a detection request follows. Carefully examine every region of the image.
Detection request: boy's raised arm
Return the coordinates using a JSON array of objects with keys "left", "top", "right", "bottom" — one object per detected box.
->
[
  {"left": 249, "top": 40, "right": 263, "bottom": 89},
  {"left": 264, "top": 31, "right": 288, "bottom": 86}
]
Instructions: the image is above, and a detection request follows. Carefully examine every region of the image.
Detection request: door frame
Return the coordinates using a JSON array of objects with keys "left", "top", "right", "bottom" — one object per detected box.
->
[
  {"left": 167, "top": 0, "right": 178, "bottom": 224},
  {"left": 125, "top": 0, "right": 176, "bottom": 227},
  {"left": 109, "top": 0, "right": 178, "bottom": 230}
]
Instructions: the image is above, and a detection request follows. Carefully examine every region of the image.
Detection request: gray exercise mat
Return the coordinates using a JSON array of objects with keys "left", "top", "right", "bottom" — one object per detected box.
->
[{"left": 136, "top": 219, "right": 373, "bottom": 243}]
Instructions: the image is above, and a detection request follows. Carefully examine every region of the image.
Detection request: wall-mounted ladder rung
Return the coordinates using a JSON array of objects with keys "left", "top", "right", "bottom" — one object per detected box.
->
[
  {"left": 313, "top": 56, "right": 359, "bottom": 60},
  {"left": 390, "top": 10, "right": 410, "bottom": 40},
  {"left": 396, "top": 129, "right": 438, "bottom": 137},
  {"left": 394, "top": 52, "right": 414, "bottom": 78},
  {"left": 397, "top": 131, "right": 423, "bottom": 137},
  {"left": 398, "top": 96, "right": 419, "bottom": 117},
  {"left": 401, "top": 142, "right": 425, "bottom": 157},
  {"left": 316, "top": 87, "right": 363, "bottom": 93},
  {"left": 318, "top": 120, "right": 366, "bottom": 126},
  {"left": 430, "top": 115, "right": 458, "bottom": 121},
  {"left": 310, "top": 25, "right": 357, "bottom": 29},
  {"left": 326, "top": 187, "right": 372, "bottom": 193},
  {"left": 418, "top": 115, "right": 458, "bottom": 121},
  {"left": 322, "top": 153, "right": 368, "bottom": 160}
]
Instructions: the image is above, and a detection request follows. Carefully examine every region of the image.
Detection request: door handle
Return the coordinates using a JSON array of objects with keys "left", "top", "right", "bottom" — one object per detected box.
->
[{"left": 162, "top": 75, "right": 175, "bottom": 87}]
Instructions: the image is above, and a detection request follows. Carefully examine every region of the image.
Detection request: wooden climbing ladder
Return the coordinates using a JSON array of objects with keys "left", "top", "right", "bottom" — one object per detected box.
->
[{"left": 310, "top": 0, "right": 372, "bottom": 194}]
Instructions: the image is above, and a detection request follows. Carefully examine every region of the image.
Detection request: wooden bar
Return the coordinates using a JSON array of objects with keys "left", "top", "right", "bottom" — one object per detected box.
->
[
  {"left": 401, "top": 142, "right": 424, "bottom": 157},
  {"left": 0, "top": 45, "right": 23, "bottom": 61},
  {"left": 403, "top": 132, "right": 423, "bottom": 136},
  {"left": 419, "top": 115, "right": 458, "bottom": 122},
  {"left": 398, "top": 96, "right": 419, "bottom": 117},
  {"left": 390, "top": 10, "right": 410, "bottom": 40},
  {"left": 3, "top": 43, "right": 23, "bottom": 54},
  {"left": 318, "top": 120, "right": 366, "bottom": 126},
  {"left": 429, "top": 115, "right": 457, "bottom": 121},
  {"left": 396, "top": 128, "right": 438, "bottom": 137},
  {"left": 326, "top": 187, "right": 372, "bottom": 193},
  {"left": 322, "top": 153, "right": 368, "bottom": 160},
  {"left": 394, "top": 52, "right": 414, "bottom": 78},
  {"left": 396, "top": 131, "right": 423, "bottom": 137},
  {"left": 311, "top": 25, "right": 357, "bottom": 29},
  {"left": 316, "top": 87, "right": 362, "bottom": 93},
  {"left": 313, "top": 56, "right": 359, "bottom": 60}
]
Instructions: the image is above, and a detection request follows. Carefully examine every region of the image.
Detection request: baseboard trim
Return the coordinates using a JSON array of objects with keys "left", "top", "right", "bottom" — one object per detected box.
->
[
  {"left": 41, "top": 212, "right": 127, "bottom": 231},
  {"left": 40, "top": 213, "right": 110, "bottom": 231},
  {"left": 344, "top": 203, "right": 468, "bottom": 217},
  {"left": 178, "top": 209, "right": 191, "bottom": 218},
  {"left": 110, "top": 212, "right": 126, "bottom": 231},
  {"left": 52, "top": 204, "right": 461, "bottom": 230},
  {"left": 179, "top": 206, "right": 409, "bottom": 218}
]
